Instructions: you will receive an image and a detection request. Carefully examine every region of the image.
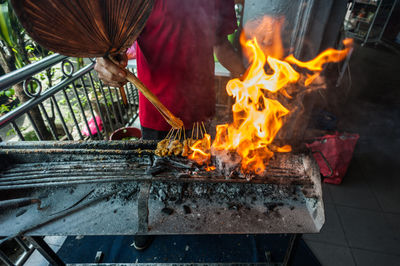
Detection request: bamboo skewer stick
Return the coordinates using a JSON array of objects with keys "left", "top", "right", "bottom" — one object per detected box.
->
[{"left": 119, "top": 86, "right": 128, "bottom": 106}]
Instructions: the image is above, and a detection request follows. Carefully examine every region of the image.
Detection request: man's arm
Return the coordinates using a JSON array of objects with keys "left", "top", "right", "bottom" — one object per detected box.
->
[{"left": 214, "top": 37, "right": 246, "bottom": 78}]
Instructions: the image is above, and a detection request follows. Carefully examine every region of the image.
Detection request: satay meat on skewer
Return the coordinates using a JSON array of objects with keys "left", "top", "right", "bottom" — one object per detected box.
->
[{"left": 154, "top": 121, "right": 208, "bottom": 157}]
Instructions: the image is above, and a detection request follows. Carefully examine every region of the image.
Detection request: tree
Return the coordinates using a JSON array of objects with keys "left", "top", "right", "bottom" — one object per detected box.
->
[{"left": 0, "top": 0, "right": 52, "bottom": 140}]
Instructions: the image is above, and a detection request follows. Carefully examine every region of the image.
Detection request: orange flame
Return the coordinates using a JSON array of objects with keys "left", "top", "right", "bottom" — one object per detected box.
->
[
  {"left": 285, "top": 38, "right": 353, "bottom": 86},
  {"left": 188, "top": 133, "right": 212, "bottom": 165},
  {"left": 211, "top": 37, "right": 299, "bottom": 174},
  {"left": 186, "top": 16, "right": 352, "bottom": 176}
]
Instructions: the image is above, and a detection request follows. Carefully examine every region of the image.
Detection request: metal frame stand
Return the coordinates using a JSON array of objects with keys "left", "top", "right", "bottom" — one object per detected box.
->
[
  {"left": 19, "top": 234, "right": 305, "bottom": 265},
  {"left": 25, "top": 236, "right": 65, "bottom": 266},
  {"left": 283, "top": 234, "right": 303, "bottom": 266}
]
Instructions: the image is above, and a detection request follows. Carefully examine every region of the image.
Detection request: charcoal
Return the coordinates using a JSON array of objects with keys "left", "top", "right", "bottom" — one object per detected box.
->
[
  {"left": 183, "top": 205, "right": 191, "bottom": 214},
  {"left": 145, "top": 165, "right": 168, "bottom": 176},
  {"left": 228, "top": 203, "right": 242, "bottom": 211},
  {"left": 174, "top": 172, "right": 191, "bottom": 179},
  {"left": 161, "top": 207, "right": 174, "bottom": 215},
  {"left": 158, "top": 189, "right": 167, "bottom": 201}
]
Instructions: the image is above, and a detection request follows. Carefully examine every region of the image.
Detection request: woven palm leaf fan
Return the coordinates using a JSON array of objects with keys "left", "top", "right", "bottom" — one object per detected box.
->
[{"left": 11, "top": 0, "right": 183, "bottom": 129}]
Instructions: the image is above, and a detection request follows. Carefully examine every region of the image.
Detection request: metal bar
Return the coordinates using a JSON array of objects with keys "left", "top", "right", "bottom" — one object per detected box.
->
[
  {"left": 14, "top": 236, "right": 30, "bottom": 252},
  {"left": 62, "top": 88, "right": 84, "bottom": 140},
  {"left": 2, "top": 167, "right": 135, "bottom": 178},
  {"left": 114, "top": 86, "right": 127, "bottom": 125},
  {"left": 25, "top": 236, "right": 66, "bottom": 266},
  {"left": 26, "top": 112, "right": 43, "bottom": 141},
  {"left": 0, "top": 175, "right": 149, "bottom": 186},
  {"left": 71, "top": 82, "right": 94, "bottom": 139},
  {"left": 38, "top": 103, "right": 59, "bottom": 140},
  {"left": 0, "top": 169, "right": 303, "bottom": 182},
  {"left": 51, "top": 96, "right": 73, "bottom": 140},
  {"left": 0, "top": 178, "right": 140, "bottom": 190},
  {"left": 0, "top": 139, "right": 156, "bottom": 149},
  {"left": 294, "top": 0, "right": 316, "bottom": 58},
  {"left": 363, "top": 0, "right": 383, "bottom": 46},
  {"left": 0, "top": 249, "right": 14, "bottom": 266},
  {"left": 126, "top": 83, "right": 135, "bottom": 119},
  {"left": 138, "top": 182, "right": 151, "bottom": 233},
  {"left": 0, "top": 54, "right": 67, "bottom": 92},
  {"left": 0, "top": 165, "right": 301, "bottom": 180},
  {"left": 11, "top": 121, "right": 25, "bottom": 141},
  {"left": 377, "top": 0, "right": 398, "bottom": 42},
  {"left": 126, "top": 83, "right": 140, "bottom": 126},
  {"left": 0, "top": 63, "right": 94, "bottom": 129},
  {"left": 102, "top": 82, "right": 120, "bottom": 129},
  {"left": 336, "top": 47, "right": 354, "bottom": 87},
  {"left": 107, "top": 86, "right": 123, "bottom": 126},
  {"left": 0, "top": 174, "right": 310, "bottom": 191},
  {"left": 80, "top": 77, "right": 102, "bottom": 139},
  {"left": 97, "top": 80, "right": 115, "bottom": 132},
  {"left": 15, "top": 248, "right": 35, "bottom": 266},
  {"left": 2, "top": 160, "right": 130, "bottom": 172},
  {"left": 88, "top": 72, "right": 108, "bottom": 137},
  {"left": 290, "top": 0, "right": 306, "bottom": 56},
  {"left": 128, "top": 83, "right": 139, "bottom": 117},
  {"left": 283, "top": 234, "right": 302, "bottom": 266}
]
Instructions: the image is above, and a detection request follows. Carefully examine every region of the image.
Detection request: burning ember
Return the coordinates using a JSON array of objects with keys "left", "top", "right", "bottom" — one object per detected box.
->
[{"left": 188, "top": 16, "right": 353, "bottom": 176}]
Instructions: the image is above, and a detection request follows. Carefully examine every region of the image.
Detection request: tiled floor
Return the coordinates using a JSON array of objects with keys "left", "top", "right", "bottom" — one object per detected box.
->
[{"left": 303, "top": 42, "right": 400, "bottom": 266}]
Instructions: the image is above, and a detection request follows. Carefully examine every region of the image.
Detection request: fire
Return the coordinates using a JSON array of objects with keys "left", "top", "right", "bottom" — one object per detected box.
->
[
  {"left": 211, "top": 37, "right": 299, "bottom": 174},
  {"left": 187, "top": 16, "right": 352, "bottom": 176},
  {"left": 188, "top": 133, "right": 212, "bottom": 166},
  {"left": 285, "top": 38, "right": 353, "bottom": 86}
]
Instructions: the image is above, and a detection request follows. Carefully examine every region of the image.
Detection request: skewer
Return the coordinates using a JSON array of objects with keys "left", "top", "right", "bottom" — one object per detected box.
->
[
  {"left": 200, "top": 124, "right": 203, "bottom": 138},
  {"left": 165, "top": 128, "right": 174, "bottom": 139},
  {"left": 201, "top": 122, "right": 207, "bottom": 135},
  {"left": 191, "top": 123, "right": 195, "bottom": 139}
]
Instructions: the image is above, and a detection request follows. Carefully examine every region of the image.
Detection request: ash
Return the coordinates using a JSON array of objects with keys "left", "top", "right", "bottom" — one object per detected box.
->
[
  {"left": 88, "top": 183, "right": 140, "bottom": 204},
  {"left": 149, "top": 181, "right": 301, "bottom": 206},
  {"left": 212, "top": 149, "right": 243, "bottom": 178}
]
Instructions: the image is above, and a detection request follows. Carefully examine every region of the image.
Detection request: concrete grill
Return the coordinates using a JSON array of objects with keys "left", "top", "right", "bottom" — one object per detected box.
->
[{"left": 0, "top": 141, "right": 324, "bottom": 237}]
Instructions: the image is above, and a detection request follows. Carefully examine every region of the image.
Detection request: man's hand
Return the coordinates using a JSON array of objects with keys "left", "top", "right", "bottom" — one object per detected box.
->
[{"left": 94, "top": 53, "right": 128, "bottom": 87}]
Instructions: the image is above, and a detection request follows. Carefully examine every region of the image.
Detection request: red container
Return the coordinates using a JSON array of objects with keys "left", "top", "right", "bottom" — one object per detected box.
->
[
  {"left": 109, "top": 127, "right": 142, "bottom": 140},
  {"left": 306, "top": 132, "right": 359, "bottom": 185}
]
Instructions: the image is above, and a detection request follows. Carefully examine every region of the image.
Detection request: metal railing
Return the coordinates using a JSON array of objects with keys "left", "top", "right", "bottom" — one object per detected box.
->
[
  {"left": 0, "top": 54, "right": 139, "bottom": 142},
  {"left": 0, "top": 54, "right": 139, "bottom": 265}
]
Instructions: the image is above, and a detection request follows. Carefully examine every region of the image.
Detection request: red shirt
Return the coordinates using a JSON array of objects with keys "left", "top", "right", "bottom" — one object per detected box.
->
[{"left": 136, "top": 0, "right": 237, "bottom": 131}]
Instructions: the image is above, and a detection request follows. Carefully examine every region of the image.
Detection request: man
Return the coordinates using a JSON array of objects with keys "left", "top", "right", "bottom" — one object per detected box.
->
[
  {"left": 95, "top": 0, "right": 244, "bottom": 139},
  {"left": 95, "top": 0, "right": 245, "bottom": 249}
]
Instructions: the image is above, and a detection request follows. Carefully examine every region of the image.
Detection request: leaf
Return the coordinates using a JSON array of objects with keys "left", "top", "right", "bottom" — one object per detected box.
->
[{"left": 0, "top": 3, "right": 13, "bottom": 46}]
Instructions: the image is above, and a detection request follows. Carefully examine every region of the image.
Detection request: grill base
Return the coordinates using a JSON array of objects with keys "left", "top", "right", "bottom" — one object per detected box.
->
[{"left": 0, "top": 141, "right": 324, "bottom": 236}]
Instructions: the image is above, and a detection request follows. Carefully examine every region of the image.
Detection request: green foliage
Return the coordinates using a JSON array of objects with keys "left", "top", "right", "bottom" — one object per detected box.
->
[
  {"left": 0, "top": 87, "right": 14, "bottom": 97},
  {"left": 0, "top": 87, "right": 16, "bottom": 115},
  {"left": 23, "top": 130, "right": 39, "bottom": 141},
  {"left": 0, "top": 0, "right": 26, "bottom": 68},
  {"left": 0, "top": 103, "right": 9, "bottom": 113}
]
